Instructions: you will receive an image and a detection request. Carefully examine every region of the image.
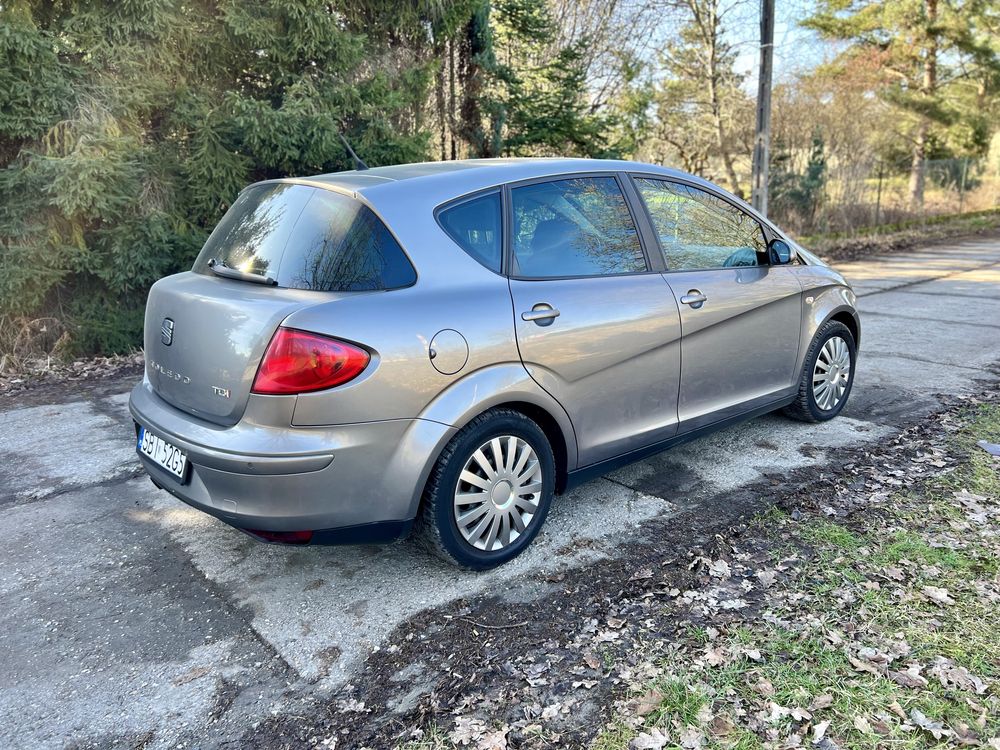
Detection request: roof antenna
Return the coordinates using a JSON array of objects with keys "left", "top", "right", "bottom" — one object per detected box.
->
[{"left": 338, "top": 134, "right": 369, "bottom": 171}]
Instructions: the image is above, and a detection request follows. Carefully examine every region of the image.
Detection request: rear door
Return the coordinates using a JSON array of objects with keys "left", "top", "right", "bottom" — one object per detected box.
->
[
  {"left": 630, "top": 177, "right": 801, "bottom": 429},
  {"left": 507, "top": 174, "right": 682, "bottom": 467}
]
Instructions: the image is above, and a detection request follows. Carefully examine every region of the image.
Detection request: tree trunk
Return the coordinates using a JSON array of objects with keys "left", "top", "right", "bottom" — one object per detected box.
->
[
  {"left": 908, "top": 120, "right": 929, "bottom": 211},
  {"left": 436, "top": 45, "right": 447, "bottom": 161},
  {"left": 908, "top": 0, "right": 937, "bottom": 210},
  {"left": 449, "top": 39, "right": 458, "bottom": 160}
]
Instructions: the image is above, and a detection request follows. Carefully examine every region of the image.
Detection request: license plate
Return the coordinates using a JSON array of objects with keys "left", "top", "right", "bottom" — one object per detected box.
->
[{"left": 136, "top": 425, "right": 188, "bottom": 481}]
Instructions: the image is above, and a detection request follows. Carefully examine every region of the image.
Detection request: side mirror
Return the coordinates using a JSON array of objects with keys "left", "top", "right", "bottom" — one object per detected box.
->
[{"left": 768, "top": 238, "right": 796, "bottom": 265}]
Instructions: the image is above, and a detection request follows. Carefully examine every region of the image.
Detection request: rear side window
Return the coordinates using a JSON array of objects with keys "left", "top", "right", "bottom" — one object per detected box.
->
[
  {"left": 193, "top": 183, "right": 416, "bottom": 291},
  {"left": 437, "top": 192, "right": 503, "bottom": 272}
]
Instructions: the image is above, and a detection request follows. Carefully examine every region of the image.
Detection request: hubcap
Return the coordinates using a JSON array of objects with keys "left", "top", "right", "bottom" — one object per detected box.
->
[
  {"left": 813, "top": 335, "right": 851, "bottom": 411},
  {"left": 454, "top": 435, "right": 543, "bottom": 552}
]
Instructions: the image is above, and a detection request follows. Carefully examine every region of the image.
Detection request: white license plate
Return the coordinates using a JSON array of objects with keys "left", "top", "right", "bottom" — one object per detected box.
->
[{"left": 137, "top": 426, "right": 188, "bottom": 481}]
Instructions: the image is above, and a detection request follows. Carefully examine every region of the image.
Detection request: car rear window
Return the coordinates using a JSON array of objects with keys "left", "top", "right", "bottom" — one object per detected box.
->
[{"left": 193, "top": 183, "right": 416, "bottom": 291}]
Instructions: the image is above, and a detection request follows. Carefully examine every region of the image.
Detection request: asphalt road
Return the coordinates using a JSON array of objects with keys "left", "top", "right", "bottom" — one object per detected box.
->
[{"left": 2, "top": 236, "right": 999, "bottom": 749}]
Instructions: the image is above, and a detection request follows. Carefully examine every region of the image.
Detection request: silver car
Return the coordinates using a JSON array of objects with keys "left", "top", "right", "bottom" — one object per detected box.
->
[{"left": 130, "top": 158, "right": 859, "bottom": 569}]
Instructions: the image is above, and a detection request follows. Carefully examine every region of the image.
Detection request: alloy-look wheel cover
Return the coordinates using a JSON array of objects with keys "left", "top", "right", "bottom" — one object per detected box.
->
[
  {"left": 453, "top": 435, "right": 543, "bottom": 552},
  {"left": 813, "top": 335, "right": 851, "bottom": 411}
]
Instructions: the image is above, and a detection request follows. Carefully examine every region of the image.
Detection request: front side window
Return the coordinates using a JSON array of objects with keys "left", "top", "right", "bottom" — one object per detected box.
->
[
  {"left": 634, "top": 178, "right": 767, "bottom": 271},
  {"left": 194, "top": 183, "right": 416, "bottom": 291},
  {"left": 438, "top": 191, "right": 503, "bottom": 272},
  {"left": 511, "top": 177, "right": 647, "bottom": 278}
]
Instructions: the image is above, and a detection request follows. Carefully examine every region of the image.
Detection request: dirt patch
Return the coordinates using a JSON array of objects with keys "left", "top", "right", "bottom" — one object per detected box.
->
[{"left": 0, "top": 355, "right": 142, "bottom": 407}]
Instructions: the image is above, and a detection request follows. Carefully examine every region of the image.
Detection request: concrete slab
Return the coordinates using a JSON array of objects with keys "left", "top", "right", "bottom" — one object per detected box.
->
[
  {"left": 154, "top": 477, "right": 673, "bottom": 687},
  {"left": 903, "top": 265, "right": 1000, "bottom": 299},
  {"left": 853, "top": 312, "right": 1000, "bottom": 371},
  {"left": 0, "top": 478, "right": 289, "bottom": 750},
  {"left": 857, "top": 290, "right": 1000, "bottom": 329},
  {"left": 851, "top": 352, "right": 995, "bottom": 422},
  {"left": 0, "top": 400, "right": 139, "bottom": 505}
]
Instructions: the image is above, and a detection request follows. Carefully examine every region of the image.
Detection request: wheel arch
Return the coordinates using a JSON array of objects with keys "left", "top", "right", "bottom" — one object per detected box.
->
[
  {"left": 828, "top": 308, "right": 861, "bottom": 350},
  {"left": 483, "top": 400, "right": 572, "bottom": 494},
  {"left": 408, "top": 364, "right": 578, "bottom": 516}
]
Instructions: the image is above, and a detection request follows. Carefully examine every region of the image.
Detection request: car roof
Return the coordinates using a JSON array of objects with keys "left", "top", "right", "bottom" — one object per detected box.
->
[
  {"left": 260, "top": 158, "right": 781, "bottom": 271},
  {"left": 281, "top": 157, "right": 705, "bottom": 207}
]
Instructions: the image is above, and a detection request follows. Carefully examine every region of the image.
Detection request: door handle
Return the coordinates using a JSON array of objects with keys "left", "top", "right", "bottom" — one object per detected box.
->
[
  {"left": 680, "top": 290, "right": 707, "bottom": 309},
  {"left": 521, "top": 304, "right": 560, "bottom": 326}
]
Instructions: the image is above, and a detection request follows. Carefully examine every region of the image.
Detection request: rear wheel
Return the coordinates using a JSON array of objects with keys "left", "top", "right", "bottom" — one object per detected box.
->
[
  {"left": 417, "top": 409, "right": 555, "bottom": 569},
  {"left": 784, "top": 319, "right": 856, "bottom": 422}
]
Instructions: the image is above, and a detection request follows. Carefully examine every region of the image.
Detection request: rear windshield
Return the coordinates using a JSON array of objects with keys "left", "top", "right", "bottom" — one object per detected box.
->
[{"left": 193, "top": 183, "right": 416, "bottom": 291}]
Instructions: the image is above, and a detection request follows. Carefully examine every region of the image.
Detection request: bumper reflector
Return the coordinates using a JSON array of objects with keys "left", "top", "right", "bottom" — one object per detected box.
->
[{"left": 244, "top": 529, "right": 314, "bottom": 545}]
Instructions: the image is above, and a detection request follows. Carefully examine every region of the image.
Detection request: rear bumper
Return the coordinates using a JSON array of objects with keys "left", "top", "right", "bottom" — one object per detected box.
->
[{"left": 129, "top": 380, "right": 455, "bottom": 541}]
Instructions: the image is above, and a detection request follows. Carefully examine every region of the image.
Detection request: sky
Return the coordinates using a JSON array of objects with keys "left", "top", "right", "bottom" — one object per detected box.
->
[{"left": 730, "top": 0, "right": 837, "bottom": 89}]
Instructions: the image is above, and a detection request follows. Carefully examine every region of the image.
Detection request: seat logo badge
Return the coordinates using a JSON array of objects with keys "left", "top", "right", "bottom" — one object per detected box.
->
[
  {"left": 212, "top": 386, "right": 231, "bottom": 399},
  {"left": 161, "top": 318, "right": 175, "bottom": 346}
]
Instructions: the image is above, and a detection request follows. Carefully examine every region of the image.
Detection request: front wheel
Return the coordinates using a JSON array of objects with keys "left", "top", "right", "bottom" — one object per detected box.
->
[
  {"left": 416, "top": 409, "right": 555, "bottom": 569},
  {"left": 783, "top": 319, "right": 856, "bottom": 422}
]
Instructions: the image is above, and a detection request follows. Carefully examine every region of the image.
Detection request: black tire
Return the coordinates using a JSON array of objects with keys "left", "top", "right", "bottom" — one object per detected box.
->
[
  {"left": 783, "top": 319, "right": 856, "bottom": 423},
  {"left": 416, "top": 408, "right": 556, "bottom": 570}
]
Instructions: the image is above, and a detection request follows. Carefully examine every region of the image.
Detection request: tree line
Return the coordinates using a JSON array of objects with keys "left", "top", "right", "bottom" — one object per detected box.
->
[{"left": 0, "top": 0, "right": 997, "bottom": 357}]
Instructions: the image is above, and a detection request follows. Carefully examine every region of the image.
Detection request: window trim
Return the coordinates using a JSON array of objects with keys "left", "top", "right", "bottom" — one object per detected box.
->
[
  {"left": 433, "top": 186, "right": 507, "bottom": 275},
  {"left": 626, "top": 172, "right": 776, "bottom": 274},
  {"left": 503, "top": 171, "right": 659, "bottom": 282}
]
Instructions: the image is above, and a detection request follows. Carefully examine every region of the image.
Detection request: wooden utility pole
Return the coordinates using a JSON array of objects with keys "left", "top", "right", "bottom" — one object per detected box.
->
[{"left": 750, "top": 0, "right": 774, "bottom": 216}]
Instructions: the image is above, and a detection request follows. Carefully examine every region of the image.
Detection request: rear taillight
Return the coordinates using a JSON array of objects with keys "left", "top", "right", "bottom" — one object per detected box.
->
[{"left": 251, "top": 328, "right": 370, "bottom": 395}]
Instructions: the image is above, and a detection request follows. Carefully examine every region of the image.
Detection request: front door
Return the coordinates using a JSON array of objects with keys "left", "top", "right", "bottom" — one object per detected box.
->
[
  {"left": 507, "top": 175, "right": 682, "bottom": 466},
  {"left": 631, "top": 177, "right": 802, "bottom": 429}
]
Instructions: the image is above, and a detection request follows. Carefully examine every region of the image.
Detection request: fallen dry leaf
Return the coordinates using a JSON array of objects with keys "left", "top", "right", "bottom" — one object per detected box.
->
[
  {"left": 172, "top": 666, "right": 210, "bottom": 686},
  {"left": 954, "top": 723, "right": 981, "bottom": 747},
  {"left": 922, "top": 585, "right": 956, "bottom": 606},
  {"left": 848, "top": 655, "right": 883, "bottom": 676},
  {"left": 930, "top": 657, "right": 989, "bottom": 695},
  {"left": 757, "top": 569, "right": 778, "bottom": 588},
  {"left": 791, "top": 707, "right": 813, "bottom": 722},
  {"left": 679, "top": 727, "right": 704, "bottom": 749},
  {"left": 637, "top": 689, "right": 664, "bottom": 716},
  {"left": 810, "top": 694, "right": 834, "bottom": 711},
  {"left": 888, "top": 701, "right": 908, "bottom": 720},
  {"left": 709, "top": 715, "right": 735, "bottom": 737},
  {"left": 631, "top": 728, "right": 669, "bottom": 749},
  {"left": 476, "top": 729, "right": 508, "bottom": 750},
  {"left": 709, "top": 559, "right": 732, "bottom": 578},
  {"left": 889, "top": 665, "right": 929, "bottom": 689},
  {"left": 910, "top": 709, "right": 952, "bottom": 740},
  {"left": 812, "top": 720, "right": 831, "bottom": 743},
  {"left": 755, "top": 678, "right": 776, "bottom": 697},
  {"left": 704, "top": 646, "right": 728, "bottom": 666}
]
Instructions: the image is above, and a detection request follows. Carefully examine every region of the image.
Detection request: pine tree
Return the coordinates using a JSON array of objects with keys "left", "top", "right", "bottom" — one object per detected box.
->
[{"left": 0, "top": 0, "right": 463, "bottom": 353}]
